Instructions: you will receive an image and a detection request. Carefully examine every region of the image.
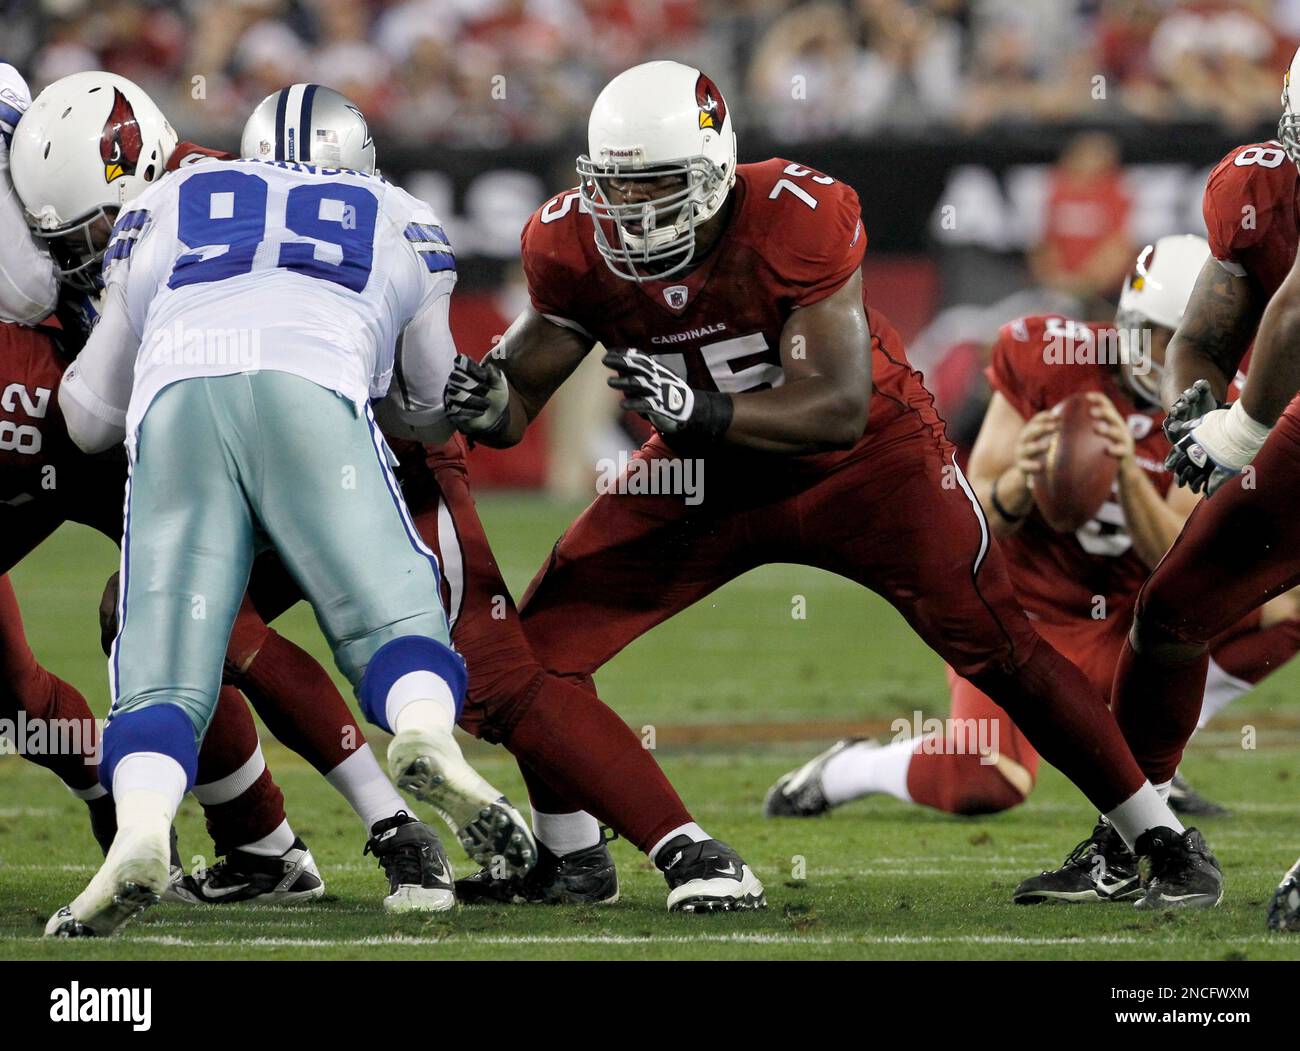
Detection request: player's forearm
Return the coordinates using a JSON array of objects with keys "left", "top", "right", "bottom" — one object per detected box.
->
[
  {"left": 1116, "top": 460, "right": 1185, "bottom": 570},
  {"left": 1163, "top": 334, "right": 1236, "bottom": 410},
  {"left": 974, "top": 465, "right": 1033, "bottom": 539},
  {"left": 724, "top": 378, "right": 867, "bottom": 454},
  {"left": 0, "top": 172, "right": 57, "bottom": 324},
  {"left": 1241, "top": 292, "right": 1300, "bottom": 427}
]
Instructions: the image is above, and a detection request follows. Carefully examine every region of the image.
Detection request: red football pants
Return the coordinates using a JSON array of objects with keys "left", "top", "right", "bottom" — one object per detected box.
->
[
  {"left": 1113, "top": 403, "right": 1300, "bottom": 783},
  {"left": 519, "top": 416, "right": 1152, "bottom": 816}
]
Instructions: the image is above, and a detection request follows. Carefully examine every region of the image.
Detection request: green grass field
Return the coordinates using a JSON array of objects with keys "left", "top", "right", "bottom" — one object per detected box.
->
[{"left": 2, "top": 494, "right": 1298, "bottom": 960}]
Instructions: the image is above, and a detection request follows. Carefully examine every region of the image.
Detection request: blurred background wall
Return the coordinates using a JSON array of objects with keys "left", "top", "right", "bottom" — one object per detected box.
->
[{"left": 3, "top": 0, "right": 1290, "bottom": 489}]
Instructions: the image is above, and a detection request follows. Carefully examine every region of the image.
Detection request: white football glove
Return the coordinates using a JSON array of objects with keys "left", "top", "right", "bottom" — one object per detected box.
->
[
  {"left": 1165, "top": 400, "right": 1271, "bottom": 497},
  {"left": 444, "top": 352, "right": 510, "bottom": 436},
  {"left": 603, "top": 348, "right": 697, "bottom": 433}
]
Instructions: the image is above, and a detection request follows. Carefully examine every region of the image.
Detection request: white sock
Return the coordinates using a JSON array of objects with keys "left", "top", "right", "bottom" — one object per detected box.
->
[
  {"left": 650, "top": 821, "right": 709, "bottom": 863},
  {"left": 236, "top": 817, "right": 296, "bottom": 857},
  {"left": 390, "top": 674, "right": 456, "bottom": 737},
  {"left": 327, "top": 746, "right": 410, "bottom": 830},
  {"left": 112, "top": 752, "right": 187, "bottom": 818},
  {"left": 1197, "top": 658, "right": 1251, "bottom": 730},
  {"left": 1104, "top": 781, "right": 1184, "bottom": 850},
  {"left": 532, "top": 809, "right": 601, "bottom": 856},
  {"left": 1154, "top": 778, "right": 1173, "bottom": 802},
  {"left": 822, "top": 737, "right": 916, "bottom": 805}
]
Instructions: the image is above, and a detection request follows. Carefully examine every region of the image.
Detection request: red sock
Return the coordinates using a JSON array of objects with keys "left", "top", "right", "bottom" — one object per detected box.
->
[
  {"left": 1212, "top": 618, "right": 1300, "bottom": 684},
  {"left": 966, "top": 632, "right": 1146, "bottom": 812},
  {"left": 1112, "top": 637, "right": 1208, "bottom": 786},
  {"left": 228, "top": 628, "right": 366, "bottom": 775},
  {"left": 502, "top": 674, "right": 692, "bottom": 854},
  {"left": 195, "top": 686, "right": 287, "bottom": 857}
]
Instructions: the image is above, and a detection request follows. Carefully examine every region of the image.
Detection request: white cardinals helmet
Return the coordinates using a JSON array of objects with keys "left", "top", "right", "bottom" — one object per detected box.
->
[
  {"left": 9, "top": 72, "right": 176, "bottom": 290},
  {"left": 578, "top": 61, "right": 736, "bottom": 282},
  {"left": 1115, "top": 234, "right": 1210, "bottom": 402}
]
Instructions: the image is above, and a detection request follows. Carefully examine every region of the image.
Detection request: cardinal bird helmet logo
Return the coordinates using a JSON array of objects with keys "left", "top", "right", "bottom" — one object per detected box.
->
[
  {"left": 695, "top": 73, "right": 726, "bottom": 132},
  {"left": 99, "top": 88, "right": 143, "bottom": 185}
]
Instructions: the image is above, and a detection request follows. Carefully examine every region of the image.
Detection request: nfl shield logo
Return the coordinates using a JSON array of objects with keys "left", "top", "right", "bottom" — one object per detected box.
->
[{"left": 664, "top": 285, "right": 689, "bottom": 310}]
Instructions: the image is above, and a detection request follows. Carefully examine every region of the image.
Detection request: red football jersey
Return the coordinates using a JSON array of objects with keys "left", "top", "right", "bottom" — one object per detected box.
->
[
  {"left": 1203, "top": 139, "right": 1298, "bottom": 299},
  {"left": 0, "top": 320, "right": 76, "bottom": 509},
  {"left": 987, "top": 314, "right": 1171, "bottom": 622},
  {"left": 521, "top": 158, "right": 936, "bottom": 473}
]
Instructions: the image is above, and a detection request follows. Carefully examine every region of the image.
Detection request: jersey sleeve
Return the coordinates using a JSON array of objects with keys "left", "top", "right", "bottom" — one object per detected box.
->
[
  {"left": 520, "top": 192, "right": 593, "bottom": 335},
  {"left": 1202, "top": 143, "right": 1293, "bottom": 277},
  {"left": 0, "top": 64, "right": 58, "bottom": 324},
  {"left": 0, "top": 63, "right": 30, "bottom": 149},
  {"left": 986, "top": 317, "right": 1049, "bottom": 420},
  {"left": 759, "top": 164, "right": 866, "bottom": 309},
  {"left": 166, "top": 141, "right": 235, "bottom": 171}
]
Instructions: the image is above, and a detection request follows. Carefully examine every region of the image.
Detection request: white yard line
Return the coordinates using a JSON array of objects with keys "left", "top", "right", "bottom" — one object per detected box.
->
[{"left": 109, "top": 932, "right": 1284, "bottom": 949}]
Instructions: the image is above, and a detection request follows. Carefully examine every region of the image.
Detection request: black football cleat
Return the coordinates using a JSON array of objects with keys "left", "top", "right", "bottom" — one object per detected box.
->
[
  {"left": 1013, "top": 820, "right": 1140, "bottom": 904},
  {"left": 456, "top": 838, "right": 619, "bottom": 905},
  {"left": 1266, "top": 857, "right": 1300, "bottom": 933},
  {"left": 764, "top": 738, "right": 871, "bottom": 818},
  {"left": 1133, "top": 826, "right": 1223, "bottom": 910},
  {"left": 1169, "top": 770, "right": 1230, "bottom": 818},
  {"left": 657, "top": 836, "right": 766, "bottom": 913},
  {"left": 365, "top": 811, "right": 455, "bottom": 912},
  {"left": 178, "top": 837, "right": 325, "bottom": 905}
]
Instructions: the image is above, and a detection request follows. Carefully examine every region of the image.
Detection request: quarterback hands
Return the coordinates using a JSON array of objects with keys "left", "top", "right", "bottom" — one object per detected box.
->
[
  {"left": 1163, "top": 379, "right": 1219, "bottom": 443},
  {"left": 1165, "top": 400, "right": 1271, "bottom": 497},
  {"left": 445, "top": 352, "right": 510, "bottom": 437},
  {"left": 603, "top": 348, "right": 733, "bottom": 441},
  {"left": 1086, "top": 392, "right": 1136, "bottom": 467},
  {"left": 1013, "top": 410, "right": 1059, "bottom": 486}
]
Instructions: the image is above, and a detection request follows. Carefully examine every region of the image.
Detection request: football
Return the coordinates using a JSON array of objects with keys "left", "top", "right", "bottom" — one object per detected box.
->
[{"left": 1033, "top": 391, "right": 1120, "bottom": 533}]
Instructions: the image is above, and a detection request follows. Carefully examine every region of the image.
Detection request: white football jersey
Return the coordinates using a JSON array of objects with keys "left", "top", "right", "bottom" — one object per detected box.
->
[{"left": 102, "top": 156, "right": 455, "bottom": 436}]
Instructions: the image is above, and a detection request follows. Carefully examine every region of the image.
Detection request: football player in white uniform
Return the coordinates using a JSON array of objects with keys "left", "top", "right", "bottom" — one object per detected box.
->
[
  {"left": 46, "top": 94, "right": 535, "bottom": 936},
  {"left": 0, "top": 62, "right": 57, "bottom": 323}
]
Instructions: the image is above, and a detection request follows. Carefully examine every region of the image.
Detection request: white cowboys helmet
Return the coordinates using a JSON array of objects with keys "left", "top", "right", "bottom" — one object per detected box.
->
[
  {"left": 578, "top": 60, "right": 737, "bottom": 282},
  {"left": 9, "top": 71, "right": 176, "bottom": 291},
  {"left": 1115, "top": 234, "right": 1210, "bottom": 402},
  {"left": 241, "top": 84, "right": 376, "bottom": 173}
]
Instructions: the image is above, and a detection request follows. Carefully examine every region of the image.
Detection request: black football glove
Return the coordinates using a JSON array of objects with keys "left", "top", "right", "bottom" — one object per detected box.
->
[
  {"left": 603, "top": 348, "right": 733, "bottom": 441},
  {"left": 444, "top": 352, "right": 510, "bottom": 437},
  {"left": 1163, "top": 378, "right": 1218, "bottom": 442}
]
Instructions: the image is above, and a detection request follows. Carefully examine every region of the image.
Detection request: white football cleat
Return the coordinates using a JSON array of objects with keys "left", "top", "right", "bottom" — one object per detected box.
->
[
  {"left": 387, "top": 728, "right": 536, "bottom": 878},
  {"left": 45, "top": 822, "right": 170, "bottom": 937}
]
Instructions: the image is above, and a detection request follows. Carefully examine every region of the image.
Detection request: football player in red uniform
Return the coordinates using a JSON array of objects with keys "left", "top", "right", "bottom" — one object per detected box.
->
[
  {"left": 767, "top": 238, "right": 1300, "bottom": 904},
  {"left": 5, "top": 71, "right": 452, "bottom": 911},
  {"left": 1099, "top": 49, "right": 1300, "bottom": 929},
  {"left": 444, "top": 61, "right": 1221, "bottom": 909}
]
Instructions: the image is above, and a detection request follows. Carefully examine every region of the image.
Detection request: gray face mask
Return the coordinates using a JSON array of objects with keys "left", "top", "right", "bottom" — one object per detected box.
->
[
  {"left": 1112, "top": 307, "right": 1165, "bottom": 406},
  {"left": 576, "top": 154, "right": 726, "bottom": 283}
]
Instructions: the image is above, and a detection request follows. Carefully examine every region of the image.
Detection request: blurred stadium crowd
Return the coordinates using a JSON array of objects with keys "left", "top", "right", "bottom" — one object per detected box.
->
[{"left": 4, "top": 0, "right": 1300, "bottom": 143}]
